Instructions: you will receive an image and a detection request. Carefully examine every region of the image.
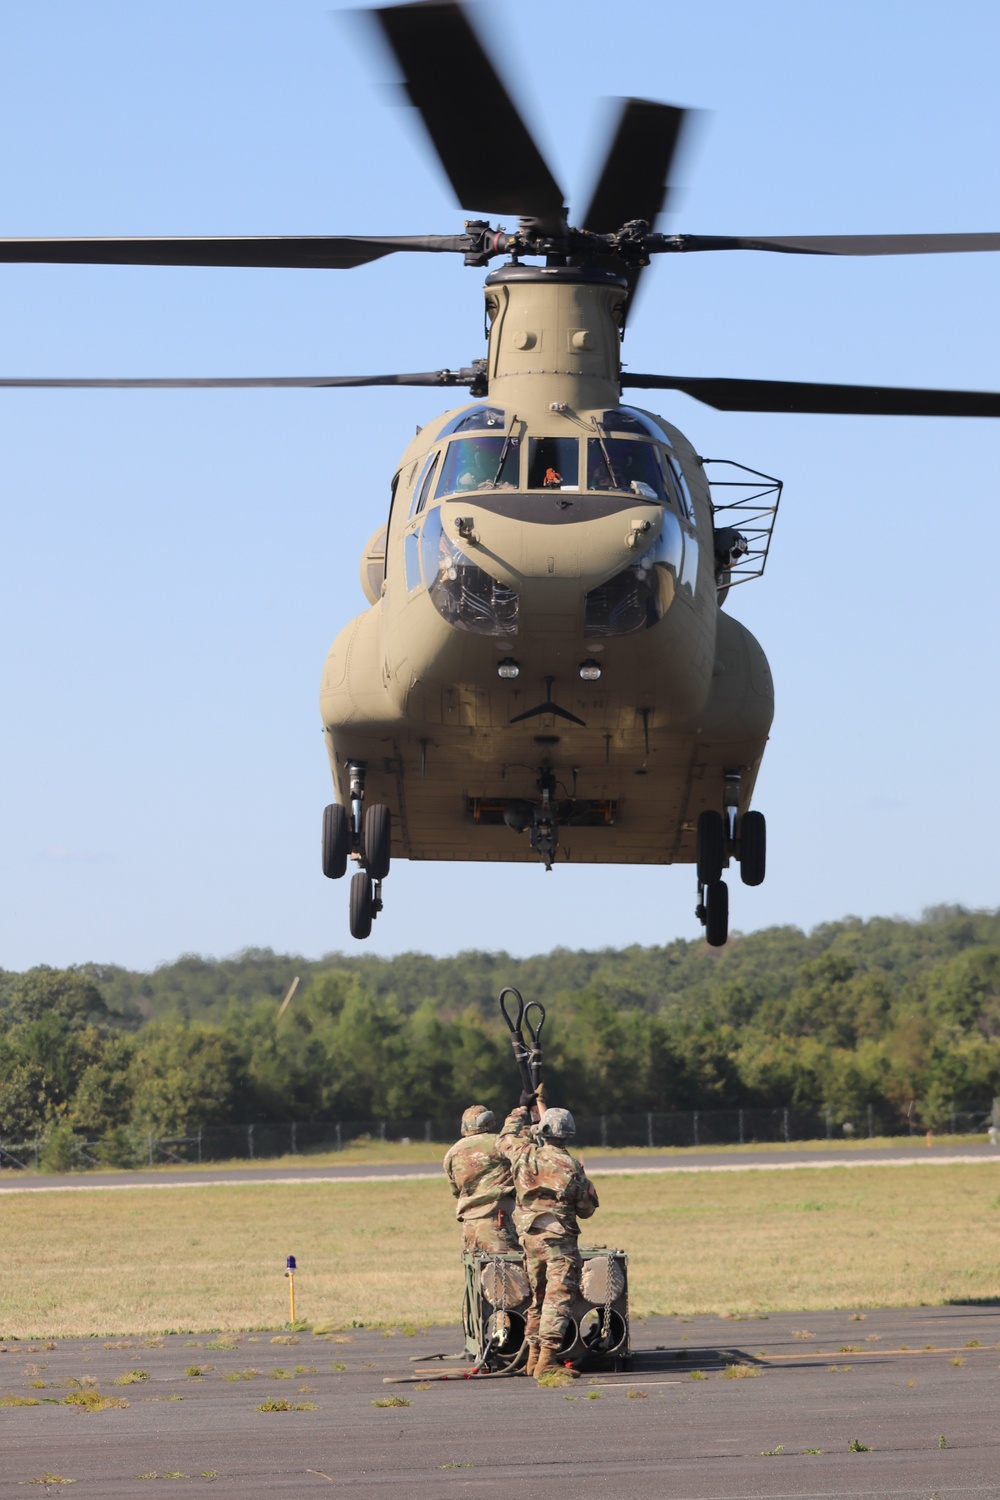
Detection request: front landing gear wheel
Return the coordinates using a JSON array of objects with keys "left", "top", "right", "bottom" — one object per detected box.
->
[
  {"left": 739, "top": 811, "right": 766, "bottom": 886},
  {"left": 705, "top": 880, "right": 729, "bottom": 947},
  {"left": 322, "top": 803, "right": 349, "bottom": 880},
  {"left": 349, "top": 870, "right": 373, "bottom": 940},
  {"left": 363, "top": 804, "right": 392, "bottom": 881},
  {"left": 696, "top": 810, "right": 725, "bottom": 885}
]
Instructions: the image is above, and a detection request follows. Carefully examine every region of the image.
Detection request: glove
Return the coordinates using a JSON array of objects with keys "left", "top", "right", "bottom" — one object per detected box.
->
[{"left": 519, "top": 1089, "right": 537, "bottom": 1108}]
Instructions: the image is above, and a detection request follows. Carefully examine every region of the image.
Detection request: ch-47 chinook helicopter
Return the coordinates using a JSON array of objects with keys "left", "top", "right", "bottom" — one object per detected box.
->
[{"left": 5, "top": 2, "right": 1000, "bottom": 948}]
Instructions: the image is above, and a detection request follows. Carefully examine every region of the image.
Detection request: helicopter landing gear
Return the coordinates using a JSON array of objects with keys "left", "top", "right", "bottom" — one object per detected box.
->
[
  {"left": 332, "top": 761, "right": 392, "bottom": 940},
  {"left": 696, "top": 879, "right": 729, "bottom": 948},
  {"left": 738, "top": 810, "right": 766, "bottom": 886},
  {"left": 696, "top": 810, "right": 725, "bottom": 885},
  {"left": 322, "top": 802, "right": 349, "bottom": 880}
]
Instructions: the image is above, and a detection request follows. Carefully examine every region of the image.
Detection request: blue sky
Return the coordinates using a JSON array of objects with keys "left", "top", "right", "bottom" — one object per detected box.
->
[{"left": 2, "top": 0, "right": 999, "bottom": 970}]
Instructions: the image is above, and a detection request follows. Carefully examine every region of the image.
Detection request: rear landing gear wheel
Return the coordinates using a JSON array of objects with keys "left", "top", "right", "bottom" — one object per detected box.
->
[
  {"left": 696, "top": 810, "right": 725, "bottom": 885},
  {"left": 363, "top": 804, "right": 392, "bottom": 881},
  {"left": 739, "top": 811, "right": 766, "bottom": 887},
  {"left": 705, "top": 879, "right": 729, "bottom": 948},
  {"left": 349, "top": 870, "right": 373, "bottom": 940},
  {"left": 322, "top": 803, "right": 349, "bottom": 880}
]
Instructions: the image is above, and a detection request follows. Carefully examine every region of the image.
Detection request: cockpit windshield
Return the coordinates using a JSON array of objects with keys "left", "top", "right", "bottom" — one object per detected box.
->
[
  {"left": 436, "top": 436, "right": 520, "bottom": 496},
  {"left": 586, "top": 438, "right": 668, "bottom": 500}
]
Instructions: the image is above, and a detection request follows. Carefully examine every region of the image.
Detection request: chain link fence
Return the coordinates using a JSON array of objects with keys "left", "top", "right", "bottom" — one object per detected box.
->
[{"left": 2, "top": 1099, "right": 998, "bottom": 1172}]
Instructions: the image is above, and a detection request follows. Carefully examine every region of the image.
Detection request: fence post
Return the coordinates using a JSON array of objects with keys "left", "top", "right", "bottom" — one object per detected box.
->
[
  {"left": 34, "top": 1138, "right": 39, "bottom": 1169},
  {"left": 646, "top": 1112, "right": 653, "bottom": 1149},
  {"left": 197, "top": 1128, "right": 203, "bottom": 1164},
  {"left": 738, "top": 1108, "right": 744, "bottom": 1146},
  {"left": 336, "top": 1123, "right": 342, "bottom": 1153},
  {"left": 424, "top": 1120, "right": 431, "bottom": 1143},
  {"left": 782, "top": 1107, "right": 789, "bottom": 1144},
  {"left": 600, "top": 1115, "right": 608, "bottom": 1148},
  {"left": 379, "top": 1120, "right": 386, "bottom": 1143},
  {"left": 291, "top": 1122, "right": 297, "bottom": 1155},
  {"left": 692, "top": 1110, "right": 699, "bottom": 1147},
  {"left": 248, "top": 1124, "right": 254, "bottom": 1160},
  {"left": 950, "top": 1103, "right": 956, "bottom": 1135},
  {"left": 825, "top": 1109, "right": 831, "bottom": 1141},
  {"left": 867, "top": 1103, "right": 874, "bottom": 1139}
]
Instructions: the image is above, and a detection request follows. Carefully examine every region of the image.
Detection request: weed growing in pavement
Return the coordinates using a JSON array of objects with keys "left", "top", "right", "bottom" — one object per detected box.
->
[
  {"left": 144, "top": 1339, "right": 165, "bottom": 1349},
  {"left": 804, "top": 1448, "right": 822, "bottom": 1455},
  {"left": 866, "top": 1334, "right": 881, "bottom": 1342},
  {"left": 906, "top": 1379, "right": 916, "bottom": 1388},
  {"left": 938, "top": 1435, "right": 948, "bottom": 1448},
  {"left": 535, "top": 1370, "right": 575, "bottom": 1389},
  {"left": 626, "top": 1388, "right": 648, "bottom": 1399},
  {"left": 147, "top": 1393, "right": 183, "bottom": 1401},
  {"left": 838, "top": 1345, "right": 861, "bottom": 1353},
  {"left": 966, "top": 1339, "right": 981, "bottom": 1348},
  {"left": 205, "top": 1340, "right": 238, "bottom": 1351},
  {"left": 184, "top": 1366, "right": 212, "bottom": 1377},
  {"left": 847, "top": 1438, "right": 871, "bottom": 1452},
  {"left": 951, "top": 1357, "right": 965, "bottom": 1367},
  {"left": 271, "top": 1368, "right": 292, "bottom": 1379},
  {"left": 295, "top": 1402, "right": 317, "bottom": 1410},
  {"left": 587, "top": 1390, "right": 601, "bottom": 1399},
  {"left": 293, "top": 1365, "right": 316, "bottom": 1374},
  {"left": 689, "top": 1370, "right": 707, "bottom": 1381},
  {"left": 331, "top": 1363, "right": 346, "bottom": 1372},
  {"left": 760, "top": 1446, "right": 785, "bottom": 1457},
  {"left": 27, "top": 1380, "right": 49, "bottom": 1388},
  {"left": 257, "top": 1397, "right": 292, "bottom": 1411},
  {"left": 1, "top": 1396, "right": 40, "bottom": 1406},
  {"left": 63, "top": 1390, "right": 129, "bottom": 1412},
  {"left": 372, "top": 1396, "right": 410, "bottom": 1407},
  {"left": 271, "top": 1336, "right": 299, "bottom": 1345},
  {"left": 224, "top": 1369, "right": 261, "bottom": 1381},
  {"left": 440, "top": 1462, "right": 473, "bottom": 1469},
  {"left": 26, "top": 1475, "right": 74, "bottom": 1485},
  {"left": 827, "top": 1365, "right": 852, "bottom": 1373},
  {"left": 113, "top": 1371, "right": 148, "bottom": 1385},
  {"left": 792, "top": 1330, "right": 815, "bottom": 1340},
  {"left": 201, "top": 1473, "right": 219, "bottom": 1480},
  {"left": 412, "top": 1384, "right": 433, "bottom": 1392},
  {"left": 104, "top": 1341, "right": 132, "bottom": 1351},
  {"left": 721, "top": 1364, "right": 761, "bottom": 1379},
  {"left": 849, "top": 1313, "right": 867, "bottom": 1320}
]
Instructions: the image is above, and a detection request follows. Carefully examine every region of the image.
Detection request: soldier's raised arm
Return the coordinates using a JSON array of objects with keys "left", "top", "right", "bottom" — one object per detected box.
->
[{"left": 496, "top": 1092, "right": 537, "bottom": 1158}]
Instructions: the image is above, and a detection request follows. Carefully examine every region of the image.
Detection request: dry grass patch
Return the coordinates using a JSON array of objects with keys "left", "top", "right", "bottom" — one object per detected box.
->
[{"left": 2, "top": 1163, "right": 1000, "bottom": 1336}]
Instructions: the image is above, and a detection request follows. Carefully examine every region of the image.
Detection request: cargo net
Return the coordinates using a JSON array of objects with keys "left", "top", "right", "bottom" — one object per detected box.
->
[
  {"left": 703, "top": 457, "right": 782, "bottom": 589},
  {"left": 462, "top": 1247, "right": 630, "bottom": 1372}
]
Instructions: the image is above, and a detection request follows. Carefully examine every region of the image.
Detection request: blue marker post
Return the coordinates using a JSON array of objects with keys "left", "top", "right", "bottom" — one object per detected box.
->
[{"left": 285, "top": 1254, "right": 297, "bottom": 1325}]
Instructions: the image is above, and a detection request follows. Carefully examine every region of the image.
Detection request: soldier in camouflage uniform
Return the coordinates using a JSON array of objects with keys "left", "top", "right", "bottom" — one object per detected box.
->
[
  {"left": 497, "top": 1096, "right": 599, "bottom": 1380},
  {"left": 443, "top": 1105, "right": 518, "bottom": 1254}
]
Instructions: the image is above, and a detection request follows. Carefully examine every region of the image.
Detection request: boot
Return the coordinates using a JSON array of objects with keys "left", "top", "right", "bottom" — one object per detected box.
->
[
  {"left": 524, "top": 1344, "right": 540, "bottom": 1377},
  {"left": 534, "top": 1347, "right": 580, "bottom": 1381}
]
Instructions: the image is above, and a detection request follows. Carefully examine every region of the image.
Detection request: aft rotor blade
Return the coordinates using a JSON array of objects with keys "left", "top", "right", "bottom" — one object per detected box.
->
[
  {"left": 0, "top": 368, "right": 483, "bottom": 389},
  {"left": 582, "top": 100, "right": 687, "bottom": 233},
  {"left": 374, "top": 1, "right": 566, "bottom": 229},
  {"left": 0, "top": 234, "right": 467, "bottom": 270},
  {"left": 671, "top": 232, "right": 1000, "bottom": 257},
  {"left": 622, "top": 372, "right": 1000, "bottom": 417}
]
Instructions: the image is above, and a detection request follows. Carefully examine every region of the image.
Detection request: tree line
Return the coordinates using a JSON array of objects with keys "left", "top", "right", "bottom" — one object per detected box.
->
[{"left": 3, "top": 904, "right": 1000, "bottom": 1163}]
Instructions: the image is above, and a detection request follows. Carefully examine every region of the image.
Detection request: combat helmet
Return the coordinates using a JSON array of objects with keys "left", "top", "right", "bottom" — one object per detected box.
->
[
  {"left": 460, "top": 1104, "right": 496, "bottom": 1136},
  {"left": 537, "top": 1107, "right": 576, "bottom": 1143}
]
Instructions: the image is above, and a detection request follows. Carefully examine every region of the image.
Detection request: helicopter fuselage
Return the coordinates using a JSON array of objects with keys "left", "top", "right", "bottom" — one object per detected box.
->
[{"left": 320, "top": 265, "right": 773, "bottom": 880}]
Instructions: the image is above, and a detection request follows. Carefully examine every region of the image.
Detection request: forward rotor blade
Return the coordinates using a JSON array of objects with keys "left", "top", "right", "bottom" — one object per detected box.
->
[
  {"left": 0, "top": 368, "right": 482, "bottom": 389},
  {"left": 374, "top": 1, "right": 565, "bottom": 229},
  {"left": 0, "top": 234, "right": 467, "bottom": 270},
  {"left": 622, "top": 372, "right": 1000, "bottom": 417},
  {"left": 582, "top": 100, "right": 687, "bottom": 233},
  {"left": 672, "top": 232, "right": 1000, "bottom": 256}
]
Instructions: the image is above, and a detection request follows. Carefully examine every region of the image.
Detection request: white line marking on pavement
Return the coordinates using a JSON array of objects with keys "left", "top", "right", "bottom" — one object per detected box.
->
[{"left": 0, "top": 1153, "right": 996, "bottom": 1194}]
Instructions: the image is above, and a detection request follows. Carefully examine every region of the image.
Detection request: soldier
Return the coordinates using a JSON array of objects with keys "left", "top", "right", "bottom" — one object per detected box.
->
[
  {"left": 497, "top": 1093, "right": 599, "bottom": 1380},
  {"left": 443, "top": 1104, "right": 518, "bottom": 1254}
]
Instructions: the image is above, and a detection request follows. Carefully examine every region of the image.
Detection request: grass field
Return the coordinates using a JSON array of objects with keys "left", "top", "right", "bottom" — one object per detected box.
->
[{"left": 2, "top": 1162, "right": 999, "bottom": 1339}]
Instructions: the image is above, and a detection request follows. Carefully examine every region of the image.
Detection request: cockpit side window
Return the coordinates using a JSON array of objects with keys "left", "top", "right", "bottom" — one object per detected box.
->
[
  {"left": 410, "top": 451, "right": 440, "bottom": 517},
  {"left": 586, "top": 438, "right": 667, "bottom": 500},
  {"left": 436, "top": 435, "right": 520, "bottom": 496},
  {"left": 527, "top": 437, "right": 579, "bottom": 490}
]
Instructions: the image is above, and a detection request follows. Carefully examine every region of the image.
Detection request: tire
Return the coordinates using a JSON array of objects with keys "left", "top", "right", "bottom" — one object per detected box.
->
[
  {"left": 363, "top": 803, "right": 392, "bottom": 881},
  {"left": 739, "top": 810, "right": 766, "bottom": 887},
  {"left": 322, "top": 803, "right": 349, "bottom": 880},
  {"left": 705, "top": 879, "right": 729, "bottom": 948},
  {"left": 696, "top": 809, "right": 725, "bottom": 884},
  {"left": 349, "top": 870, "right": 373, "bottom": 940}
]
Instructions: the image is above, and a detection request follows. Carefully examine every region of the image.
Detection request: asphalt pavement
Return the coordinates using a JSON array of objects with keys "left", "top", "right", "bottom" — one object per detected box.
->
[
  {"left": 1, "top": 1140, "right": 998, "bottom": 1193},
  {"left": 3, "top": 1304, "right": 999, "bottom": 1497}
]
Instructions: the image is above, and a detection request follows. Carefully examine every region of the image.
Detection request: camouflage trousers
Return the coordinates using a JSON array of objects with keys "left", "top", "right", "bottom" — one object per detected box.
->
[
  {"left": 462, "top": 1213, "right": 518, "bottom": 1255},
  {"left": 521, "top": 1227, "right": 581, "bottom": 1351}
]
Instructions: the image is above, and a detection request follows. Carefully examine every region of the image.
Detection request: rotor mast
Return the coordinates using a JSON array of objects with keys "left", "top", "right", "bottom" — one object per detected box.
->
[{"left": 483, "top": 264, "right": 627, "bottom": 413}]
